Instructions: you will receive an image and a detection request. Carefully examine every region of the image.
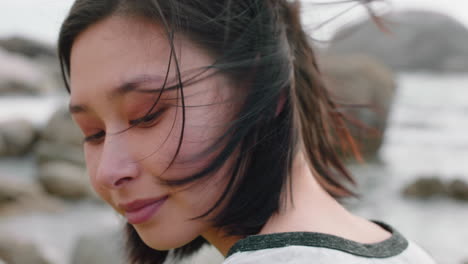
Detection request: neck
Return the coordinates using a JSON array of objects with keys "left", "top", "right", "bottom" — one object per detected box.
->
[
  {"left": 259, "top": 151, "right": 355, "bottom": 235},
  {"left": 201, "top": 227, "right": 243, "bottom": 257},
  {"left": 201, "top": 150, "right": 356, "bottom": 257}
]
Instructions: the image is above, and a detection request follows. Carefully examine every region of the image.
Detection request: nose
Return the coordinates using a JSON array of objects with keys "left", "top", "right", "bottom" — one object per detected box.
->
[{"left": 95, "top": 134, "right": 140, "bottom": 189}]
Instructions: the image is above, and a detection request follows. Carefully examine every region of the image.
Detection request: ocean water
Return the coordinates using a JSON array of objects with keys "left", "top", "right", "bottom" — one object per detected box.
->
[
  {"left": 354, "top": 73, "right": 468, "bottom": 264},
  {"left": 0, "top": 74, "right": 467, "bottom": 263},
  {"left": 383, "top": 74, "right": 468, "bottom": 177}
]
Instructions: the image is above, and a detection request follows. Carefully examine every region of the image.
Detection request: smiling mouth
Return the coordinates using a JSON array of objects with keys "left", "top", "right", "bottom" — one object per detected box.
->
[{"left": 120, "top": 195, "right": 169, "bottom": 224}]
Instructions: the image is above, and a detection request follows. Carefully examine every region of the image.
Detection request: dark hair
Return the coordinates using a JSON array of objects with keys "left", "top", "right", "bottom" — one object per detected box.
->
[{"left": 58, "top": 0, "right": 373, "bottom": 263}]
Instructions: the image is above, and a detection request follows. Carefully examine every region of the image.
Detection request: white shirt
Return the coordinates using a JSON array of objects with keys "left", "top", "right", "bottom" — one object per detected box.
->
[{"left": 223, "top": 221, "right": 437, "bottom": 264}]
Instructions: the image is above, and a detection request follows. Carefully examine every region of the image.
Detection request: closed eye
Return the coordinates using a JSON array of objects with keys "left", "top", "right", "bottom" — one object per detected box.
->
[
  {"left": 129, "top": 108, "right": 166, "bottom": 128},
  {"left": 83, "top": 130, "right": 105, "bottom": 144},
  {"left": 81, "top": 108, "right": 166, "bottom": 145}
]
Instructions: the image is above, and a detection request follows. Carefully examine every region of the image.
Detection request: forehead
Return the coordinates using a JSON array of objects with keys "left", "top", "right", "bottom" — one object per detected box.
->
[
  {"left": 70, "top": 16, "right": 169, "bottom": 91},
  {"left": 69, "top": 15, "right": 213, "bottom": 103}
]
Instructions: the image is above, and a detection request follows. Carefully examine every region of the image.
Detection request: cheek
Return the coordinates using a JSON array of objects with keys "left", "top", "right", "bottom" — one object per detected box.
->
[
  {"left": 138, "top": 79, "right": 237, "bottom": 171},
  {"left": 83, "top": 145, "right": 96, "bottom": 180},
  {"left": 185, "top": 173, "right": 228, "bottom": 211},
  {"left": 83, "top": 145, "right": 107, "bottom": 199},
  {"left": 173, "top": 147, "right": 237, "bottom": 218},
  {"left": 172, "top": 107, "right": 232, "bottom": 162}
]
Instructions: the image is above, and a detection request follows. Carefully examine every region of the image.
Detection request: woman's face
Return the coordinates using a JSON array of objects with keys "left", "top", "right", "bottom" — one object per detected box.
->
[{"left": 69, "top": 16, "right": 236, "bottom": 250}]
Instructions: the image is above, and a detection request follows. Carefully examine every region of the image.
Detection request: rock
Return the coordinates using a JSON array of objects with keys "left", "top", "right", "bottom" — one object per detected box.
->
[
  {"left": 403, "top": 177, "right": 468, "bottom": 202},
  {"left": 36, "top": 107, "right": 85, "bottom": 166},
  {"left": 328, "top": 11, "right": 468, "bottom": 72},
  {"left": 319, "top": 54, "right": 395, "bottom": 158},
  {"left": 36, "top": 141, "right": 85, "bottom": 166},
  {"left": 0, "top": 119, "right": 37, "bottom": 157},
  {"left": 35, "top": 57, "right": 65, "bottom": 94},
  {"left": 0, "top": 178, "right": 39, "bottom": 205},
  {"left": 0, "top": 177, "right": 63, "bottom": 218},
  {"left": 38, "top": 161, "right": 93, "bottom": 200},
  {"left": 447, "top": 179, "right": 468, "bottom": 201},
  {"left": 0, "top": 36, "right": 56, "bottom": 59},
  {"left": 71, "top": 229, "right": 223, "bottom": 264},
  {"left": 0, "top": 234, "right": 57, "bottom": 264},
  {"left": 72, "top": 229, "right": 125, "bottom": 264},
  {"left": 71, "top": 228, "right": 224, "bottom": 264},
  {"left": 0, "top": 44, "right": 63, "bottom": 95},
  {"left": 402, "top": 177, "right": 448, "bottom": 199},
  {"left": 0, "top": 48, "right": 51, "bottom": 95},
  {"left": 35, "top": 107, "right": 93, "bottom": 200},
  {"left": 0, "top": 137, "right": 6, "bottom": 157},
  {"left": 40, "top": 107, "right": 83, "bottom": 147}
]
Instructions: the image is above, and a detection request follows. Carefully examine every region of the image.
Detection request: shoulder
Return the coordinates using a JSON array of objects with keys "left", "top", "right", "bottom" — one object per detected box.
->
[
  {"left": 400, "top": 241, "right": 438, "bottom": 264},
  {"left": 223, "top": 244, "right": 436, "bottom": 264},
  {"left": 222, "top": 221, "right": 437, "bottom": 264}
]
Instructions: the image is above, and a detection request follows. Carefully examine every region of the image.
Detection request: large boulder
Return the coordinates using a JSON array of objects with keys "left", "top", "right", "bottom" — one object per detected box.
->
[
  {"left": 402, "top": 177, "right": 448, "bottom": 199},
  {"left": 39, "top": 107, "right": 83, "bottom": 148},
  {"left": 0, "top": 36, "right": 63, "bottom": 95},
  {"left": 72, "top": 228, "right": 224, "bottom": 264},
  {"left": 0, "top": 36, "right": 56, "bottom": 59},
  {"left": 319, "top": 54, "right": 396, "bottom": 158},
  {"left": 328, "top": 11, "right": 468, "bottom": 72},
  {"left": 0, "top": 48, "right": 54, "bottom": 95},
  {"left": 0, "top": 234, "right": 57, "bottom": 264},
  {"left": 36, "top": 141, "right": 85, "bottom": 167},
  {"left": 38, "top": 161, "right": 93, "bottom": 200},
  {"left": 36, "top": 106, "right": 84, "bottom": 165},
  {"left": 72, "top": 229, "right": 125, "bottom": 264},
  {"left": 447, "top": 179, "right": 468, "bottom": 201},
  {"left": 0, "top": 119, "right": 38, "bottom": 157},
  {"left": 402, "top": 176, "right": 468, "bottom": 201},
  {"left": 0, "top": 177, "right": 64, "bottom": 218},
  {"left": 35, "top": 107, "right": 95, "bottom": 200}
]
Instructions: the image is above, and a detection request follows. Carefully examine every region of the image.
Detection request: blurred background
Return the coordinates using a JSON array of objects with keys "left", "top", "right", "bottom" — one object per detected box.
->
[{"left": 0, "top": 1, "right": 467, "bottom": 264}]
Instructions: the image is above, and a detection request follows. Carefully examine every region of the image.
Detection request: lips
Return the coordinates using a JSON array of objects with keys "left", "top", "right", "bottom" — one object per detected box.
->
[{"left": 119, "top": 195, "right": 169, "bottom": 225}]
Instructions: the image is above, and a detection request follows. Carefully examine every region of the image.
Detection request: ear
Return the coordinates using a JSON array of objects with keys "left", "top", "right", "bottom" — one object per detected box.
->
[{"left": 275, "top": 92, "right": 287, "bottom": 117}]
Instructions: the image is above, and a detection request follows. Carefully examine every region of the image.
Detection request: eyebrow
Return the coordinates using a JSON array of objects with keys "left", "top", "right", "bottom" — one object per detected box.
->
[{"left": 69, "top": 74, "right": 171, "bottom": 114}]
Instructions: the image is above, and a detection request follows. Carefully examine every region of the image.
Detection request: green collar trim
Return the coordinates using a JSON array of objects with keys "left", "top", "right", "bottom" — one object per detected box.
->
[{"left": 226, "top": 220, "right": 408, "bottom": 259}]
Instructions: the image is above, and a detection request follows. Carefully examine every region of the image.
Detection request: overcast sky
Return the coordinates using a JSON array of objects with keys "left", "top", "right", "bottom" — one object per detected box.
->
[{"left": 0, "top": 0, "right": 467, "bottom": 44}]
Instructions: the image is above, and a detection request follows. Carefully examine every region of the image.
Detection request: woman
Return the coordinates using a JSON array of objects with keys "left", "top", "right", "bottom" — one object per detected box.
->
[{"left": 58, "top": 0, "right": 436, "bottom": 263}]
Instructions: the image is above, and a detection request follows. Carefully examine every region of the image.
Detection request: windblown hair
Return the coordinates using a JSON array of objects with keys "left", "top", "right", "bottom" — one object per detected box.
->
[{"left": 58, "top": 0, "right": 376, "bottom": 263}]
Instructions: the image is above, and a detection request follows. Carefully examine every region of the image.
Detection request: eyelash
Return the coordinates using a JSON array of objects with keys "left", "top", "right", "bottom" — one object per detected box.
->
[
  {"left": 128, "top": 108, "right": 165, "bottom": 127},
  {"left": 83, "top": 130, "right": 105, "bottom": 144},
  {"left": 83, "top": 109, "right": 165, "bottom": 144}
]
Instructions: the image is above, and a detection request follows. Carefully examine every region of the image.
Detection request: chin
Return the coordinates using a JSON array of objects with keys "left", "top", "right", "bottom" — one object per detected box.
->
[{"left": 134, "top": 224, "right": 199, "bottom": 251}]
